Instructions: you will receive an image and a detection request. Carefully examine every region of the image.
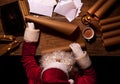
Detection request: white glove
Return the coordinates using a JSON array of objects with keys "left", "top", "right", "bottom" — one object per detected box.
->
[
  {"left": 24, "top": 22, "right": 40, "bottom": 42},
  {"left": 69, "top": 43, "right": 84, "bottom": 58},
  {"left": 69, "top": 43, "right": 91, "bottom": 69}
]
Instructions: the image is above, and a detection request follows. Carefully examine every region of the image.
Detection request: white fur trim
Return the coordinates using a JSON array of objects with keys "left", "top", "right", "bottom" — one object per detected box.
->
[
  {"left": 40, "top": 50, "right": 75, "bottom": 72},
  {"left": 68, "top": 79, "right": 74, "bottom": 84},
  {"left": 41, "top": 62, "right": 68, "bottom": 76},
  {"left": 24, "top": 28, "right": 40, "bottom": 42},
  {"left": 76, "top": 51, "right": 91, "bottom": 69}
]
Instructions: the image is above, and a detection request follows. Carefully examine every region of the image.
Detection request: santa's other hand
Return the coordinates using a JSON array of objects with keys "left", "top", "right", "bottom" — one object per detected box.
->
[
  {"left": 69, "top": 43, "right": 84, "bottom": 58},
  {"left": 69, "top": 43, "right": 91, "bottom": 69},
  {"left": 24, "top": 22, "right": 40, "bottom": 42}
]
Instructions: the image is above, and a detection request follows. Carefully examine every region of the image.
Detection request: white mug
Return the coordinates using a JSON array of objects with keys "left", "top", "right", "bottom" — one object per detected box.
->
[{"left": 82, "top": 27, "right": 94, "bottom": 41}]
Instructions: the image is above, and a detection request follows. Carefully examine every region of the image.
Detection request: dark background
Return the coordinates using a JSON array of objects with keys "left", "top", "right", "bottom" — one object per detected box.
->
[{"left": 0, "top": 56, "right": 120, "bottom": 84}]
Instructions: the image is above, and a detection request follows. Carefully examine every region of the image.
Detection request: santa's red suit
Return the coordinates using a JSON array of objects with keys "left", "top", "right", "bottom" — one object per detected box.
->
[{"left": 21, "top": 22, "right": 96, "bottom": 84}]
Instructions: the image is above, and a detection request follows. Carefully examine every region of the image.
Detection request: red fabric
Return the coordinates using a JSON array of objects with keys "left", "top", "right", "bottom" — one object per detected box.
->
[
  {"left": 42, "top": 68, "right": 70, "bottom": 84},
  {"left": 21, "top": 42, "right": 96, "bottom": 84}
]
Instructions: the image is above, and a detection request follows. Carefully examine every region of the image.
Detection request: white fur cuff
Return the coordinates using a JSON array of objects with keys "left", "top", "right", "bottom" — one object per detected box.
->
[
  {"left": 76, "top": 53, "right": 91, "bottom": 69},
  {"left": 24, "top": 28, "right": 40, "bottom": 42}
]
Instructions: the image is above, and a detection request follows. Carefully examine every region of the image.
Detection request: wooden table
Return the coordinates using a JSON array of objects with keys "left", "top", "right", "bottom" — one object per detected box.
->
[{"left": 0, "top": 0, "right": 120, "bottom": 56}]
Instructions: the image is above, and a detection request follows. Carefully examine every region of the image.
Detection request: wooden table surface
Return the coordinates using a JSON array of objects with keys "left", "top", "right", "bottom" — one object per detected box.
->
[{"left": 0, "top": 0, "right": 120, "bottom": 56}]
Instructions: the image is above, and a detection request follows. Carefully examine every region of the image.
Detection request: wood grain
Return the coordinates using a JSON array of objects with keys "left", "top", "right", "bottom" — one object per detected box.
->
[{"left": 0, "top": 0, "right": 120, "bottom": 56}]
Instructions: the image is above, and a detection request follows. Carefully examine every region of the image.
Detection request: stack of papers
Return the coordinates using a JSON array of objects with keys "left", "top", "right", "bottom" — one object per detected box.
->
[{"left": 28, "top": 0, "right": 83, "bottom": 22}]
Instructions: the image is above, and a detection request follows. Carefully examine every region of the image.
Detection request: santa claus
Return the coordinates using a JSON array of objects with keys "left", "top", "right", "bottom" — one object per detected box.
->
[{"left": 21, "top": 22, "right": 96, "bottom": 84}]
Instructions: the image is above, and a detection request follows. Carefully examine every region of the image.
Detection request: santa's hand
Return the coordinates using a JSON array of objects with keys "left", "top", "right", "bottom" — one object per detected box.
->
[
  {"left": 24, "top": 22, "right": 40, "bottom": 42},
  {"left": 69, "top": 43, "right": 84, "bottom": 58},
  {"left": 69, "top": 43, "right": 91, "bottom": 69}
]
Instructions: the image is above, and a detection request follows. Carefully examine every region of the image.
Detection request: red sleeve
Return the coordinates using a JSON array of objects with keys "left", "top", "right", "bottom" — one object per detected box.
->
[
  {"left": 21, "top": 42, "right": 42, "bottom": 79},
  {"left": 75, "top": 66, "right": 96, "bottom": 84}
]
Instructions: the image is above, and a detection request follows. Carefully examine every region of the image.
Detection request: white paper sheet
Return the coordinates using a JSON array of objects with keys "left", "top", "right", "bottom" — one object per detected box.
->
[
  {"left": 54, "top": 0, "right": 83, "bottom": 22},
  {"left": 28, "top": 0, "right": 57, "bottom": 17}
]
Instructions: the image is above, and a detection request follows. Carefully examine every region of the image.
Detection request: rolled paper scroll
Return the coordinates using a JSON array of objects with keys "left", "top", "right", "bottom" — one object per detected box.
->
[
  {"left": 102, "top": 29, "right": 120, "bottom": 39},
  {"left": 103, "top": 36, "right": 120, "bottom": 47},
  {"left": 25, "top": 15, "right": 78, "bottom": 35},
  {"left": 94, "top": 0, "right": 116, "bottom": 19},
  {"left": 87, "top": 0, "right": 106, "bottom": 15},
  {"left": 40, "top": 42, "right": 85, "bottom": 55},
  {"left": 99, "top": 16, "right": 120, "bottom": 25},
  {"left": 100, "top": 22, "right": 120, "bottom": 32}
]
